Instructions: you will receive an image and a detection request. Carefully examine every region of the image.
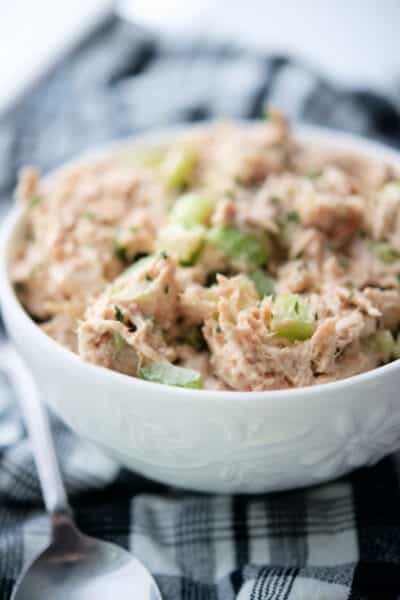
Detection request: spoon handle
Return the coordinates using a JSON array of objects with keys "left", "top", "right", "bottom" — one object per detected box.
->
[{"left": 4, "top": 346, "right": 71, "bottom": 516}]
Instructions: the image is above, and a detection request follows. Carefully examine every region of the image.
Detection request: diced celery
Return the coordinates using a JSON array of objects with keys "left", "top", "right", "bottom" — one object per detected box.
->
[
  {"left": 139, "top": 360, "right": 203, "bottom": 389},
  {"left": 206, "top": 226, "right": 270, "bottom": 268},
  {"left": 110, "top": 278, "right": 153, "bottom": 302},
  {"left": 381, "top": 180, "right": 400, "bottom": 198},
  {"left": 110, "top": 256, "right": 156, "bottom": 300},
  {"left": 157, "top": 224, "right": 205, "bottom": 266},
  {"left": 170, "top": 193, "right": 214, "bottom": 227},
  {"left": 120, "top": 255, "right": 154, "bottom": 278},
  {"left": 271, "top": 294, "right": 316, "bottom": 341},
  {"left": 369, "top": 241, "right": 400, "bottom": 264},
  {"left": 374, "top": 330, "right": 395, "bottom": 360},
  {"left": 161, "top": 145, "right": 197, "bottom": 190},
  {"left": 248, "top": 270, "right": 275, "bottom": 298}
]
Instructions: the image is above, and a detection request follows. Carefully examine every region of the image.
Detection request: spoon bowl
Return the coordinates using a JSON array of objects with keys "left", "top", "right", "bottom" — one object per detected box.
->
[{"left": 13, "top": 513, "right": 161, "bottom": 600}]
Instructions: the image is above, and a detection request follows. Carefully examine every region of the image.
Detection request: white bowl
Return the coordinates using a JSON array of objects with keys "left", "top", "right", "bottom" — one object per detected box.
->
[{"left": 2, "top": 124, "right": 400, "bottom": 494}]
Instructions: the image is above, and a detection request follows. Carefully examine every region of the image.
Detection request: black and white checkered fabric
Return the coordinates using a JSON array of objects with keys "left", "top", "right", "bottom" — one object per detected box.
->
[{"left": 1, "top": 14, "right": 400, "bottom": 599}]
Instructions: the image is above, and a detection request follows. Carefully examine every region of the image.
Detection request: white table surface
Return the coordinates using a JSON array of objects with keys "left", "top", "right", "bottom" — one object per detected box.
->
[{"left": 1, "top": 0, "right": 399, "bottom": 112}]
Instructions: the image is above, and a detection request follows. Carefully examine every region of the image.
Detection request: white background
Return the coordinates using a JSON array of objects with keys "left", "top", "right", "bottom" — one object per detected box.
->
[{"left": 1, "top": 0, "right": 400, "bottom": 111}]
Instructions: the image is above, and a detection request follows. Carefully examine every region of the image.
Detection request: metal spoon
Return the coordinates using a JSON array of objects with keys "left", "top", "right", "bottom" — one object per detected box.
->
[{"left": 1, "top": 343, "right": 162, "bottom": 600}]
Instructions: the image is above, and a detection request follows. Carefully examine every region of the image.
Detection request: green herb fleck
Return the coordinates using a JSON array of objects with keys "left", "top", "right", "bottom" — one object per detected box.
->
[
  {"left": 81, "top": 210, "right": 95, "bottom": 221},
  {"left": 114, "top": 305, "right": 124, "bottom": 322},
  {"left": 113, "top": 241, "right": 128, "bottom": 262},
  {"left": 345, "top": 283, "right": 354, "bottom": 299},
  {"left": 180, "top": 327, "right": 207, "bottom": 351},
  {"left": 216, "top": 326, "right": 222, "bottom": 334},
  {"left": 164, "top": 285, "right": 169, "bottom": 294},
  {"left": 28, "top": 195, "right": 43, "bottom": 210},
  {"left": 286, "top": 211, "right": 300, "bottom": 223},
  {"left": 160, "top": 251, "right": 168, "bottom": 259},
  {"left": 145, "top": 274, "right": 153, "bottom": 282},
  {"left": 305, "top": 169, "right": 322, "bottom": 180}
]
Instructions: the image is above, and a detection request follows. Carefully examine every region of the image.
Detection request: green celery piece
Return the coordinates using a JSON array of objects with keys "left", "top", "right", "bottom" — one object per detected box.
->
[
  {"left": 206, "top": 226, "right": 270, "bottom": 268},
  {"left": 161, "top": 145, "right": 197, "bottom": 190},
  {"left": 381, "top": 181, "right": 400, "bottom": 196},
  {"left": 157, "top": 224, "right": 205, "bottom": 266},
  {"left": 170, "top": 193, "right": 214, "bottom": 227},
  {"left": 139, "top": 360, "right": 203, "bottom": 389},
  {"left": 369, "top": 241, "right": 400, "bottom": 264},
  {"left": 121, "top": 255, "right": 154, "bottom": 277},
  {"left": 375, "top": 330, "right": 395, "bottom": 360},
  {"left": 271, "top": 294, "right": 316, "bottom": 341},
  {"left": 109, "top": 255, "right": 156, "bottom": 299},
  {"left": 248, "top": 270, "right": 275, "bottom": 298}
]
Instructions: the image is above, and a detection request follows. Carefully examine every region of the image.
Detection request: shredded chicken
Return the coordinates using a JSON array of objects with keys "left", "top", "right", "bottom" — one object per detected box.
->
[{"left": 12, "top": 114, "right": 400, "bottom": 391}]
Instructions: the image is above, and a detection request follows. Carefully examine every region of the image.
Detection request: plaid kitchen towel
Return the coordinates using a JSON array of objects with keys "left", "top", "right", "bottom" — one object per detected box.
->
[{"left": 1, "top": 13, "right": 400, "bottom": 600}]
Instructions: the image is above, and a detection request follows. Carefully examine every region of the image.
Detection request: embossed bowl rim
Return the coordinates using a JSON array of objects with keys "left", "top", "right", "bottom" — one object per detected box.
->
[{"left": 1, "top": 121, "right": 400, "bottom": 403}]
